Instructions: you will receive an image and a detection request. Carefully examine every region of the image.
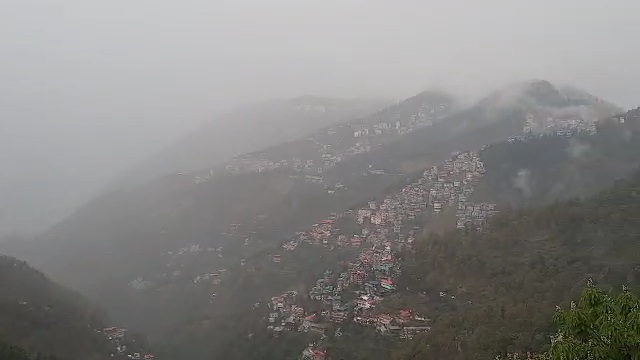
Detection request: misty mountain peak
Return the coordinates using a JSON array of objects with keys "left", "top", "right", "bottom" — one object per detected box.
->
[{"left": 523, "top": 79, "right": 566, "bottom": 107}]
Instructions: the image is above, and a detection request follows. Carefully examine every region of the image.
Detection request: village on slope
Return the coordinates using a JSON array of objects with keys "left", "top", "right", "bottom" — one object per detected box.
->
[
  {"left": 120, "top": 103, "right": 600, "bottom": 360},
  {"left": 262, "top": 113, "right": 599, "bottom": 359}
]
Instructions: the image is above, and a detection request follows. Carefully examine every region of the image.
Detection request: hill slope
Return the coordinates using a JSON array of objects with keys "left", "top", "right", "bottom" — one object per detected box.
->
[
  {"left": 0, "top": 255, "right": 116, "bottom": 360},
  {"left": 118, "top": 96, "right": 389, "bottom": 187},
  {"left": 389, "top": 170, "right": 640, "bottom": 360},
  {"left": 472, "top": 106, "right": 640, "bottom": 207},
  {"left": 1, "top": 82, "right": 622, "bottom": 360},
  {"left": 355, "top": 80, "right": 621, "bottom": 175}
]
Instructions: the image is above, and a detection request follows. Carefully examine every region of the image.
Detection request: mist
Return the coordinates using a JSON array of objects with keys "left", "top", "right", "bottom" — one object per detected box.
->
[{"left": 2, "top": 0, "right": 640, "bottom": 235}]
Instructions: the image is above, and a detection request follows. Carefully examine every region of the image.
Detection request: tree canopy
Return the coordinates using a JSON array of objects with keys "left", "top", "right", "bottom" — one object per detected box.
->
[{"left": 549, "top": 285, "right": 640, "bottom": 360}]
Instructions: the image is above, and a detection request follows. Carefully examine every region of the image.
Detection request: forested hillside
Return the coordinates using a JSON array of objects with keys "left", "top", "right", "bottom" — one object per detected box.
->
[
  {"left": 389, "top": 171, "right": 640, "bottom": 360},
  {"left": 473, "top": 107, "right": 640, "bottom": 206},
  {"left": 0, "top": 255, "right": 115, "bottom": 360}
]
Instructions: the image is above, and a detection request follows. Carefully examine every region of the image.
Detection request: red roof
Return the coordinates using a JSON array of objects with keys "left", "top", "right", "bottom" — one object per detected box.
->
[{"left": 313, "top": 350, "right": 327, "bottom": 359}]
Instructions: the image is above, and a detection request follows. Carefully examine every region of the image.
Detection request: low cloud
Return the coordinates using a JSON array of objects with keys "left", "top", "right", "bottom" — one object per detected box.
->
[
  {"left": 512, "top": 169, "right": 533, "bottom": 198},
  {"left": 567, "top": 138, "right": 591, "bottom": 159}
]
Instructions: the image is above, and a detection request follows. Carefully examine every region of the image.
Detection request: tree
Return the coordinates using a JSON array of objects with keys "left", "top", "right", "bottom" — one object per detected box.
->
[{"left": 549, "top": 284, "right": 640, "bottom": 360}]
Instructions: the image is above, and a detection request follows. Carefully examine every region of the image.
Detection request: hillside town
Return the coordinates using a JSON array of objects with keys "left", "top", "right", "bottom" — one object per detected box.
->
[
  {"left": 3, "top": 8, "right": 636, "bottom": 359},
  {"left": 114, "top": 102, "right": 622, "bottom": 360},
  {"left": 124, "top": 114, "right": 609, "bottom": 340},
  {"left": 522, "top": 111, "right": 597, "bottom": 136},
  {"left": 130, "top": 146, "right": 500, "bottom": 354},
  {"left": 193, "top": 100, "right": 451, "bottom": 183},
  {"left": 261, "top": 149, "right": 499, "bottom": 358}
]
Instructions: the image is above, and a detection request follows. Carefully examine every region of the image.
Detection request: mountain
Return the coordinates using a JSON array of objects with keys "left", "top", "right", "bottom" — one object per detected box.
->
[
  {"left": 14, "top": 90, "right": 454, "bottom": 293},
  {"left": 2, "top": 82, "right": 623, "bottom": 359},
  {"left": 311, "top": 106, "right": 640, "bottom": 359},
  {"left": 471, "top": 107, "right": 640, "bottom": 207},
  {"left": 207, "top": 104, "right": 639, "bottom": 360},
  {"left": 117, "top": 96, "right": 389, "bottom": 187},
  {"left": 356, "top": 80, "right": 622, "bottom": 175},
  {"left": 2, "top": 89, "right": 455, "bottom": 352}
]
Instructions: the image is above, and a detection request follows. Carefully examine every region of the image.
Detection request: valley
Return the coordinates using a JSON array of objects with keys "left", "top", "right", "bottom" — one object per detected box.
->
[{"left": 1, "top": 81, "right": 638, "bottom": 360}]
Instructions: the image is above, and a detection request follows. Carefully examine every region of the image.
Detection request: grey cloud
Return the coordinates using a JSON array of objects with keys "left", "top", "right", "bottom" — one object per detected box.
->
[
  {"left": 567, "top": 138, "right": 591, "bottom": 159},
  {"left": 513, "top": 169, "right": 533, "bottom": 198},
  {"left": 2, "top": 0, "right": 640, "bottom": 234}
]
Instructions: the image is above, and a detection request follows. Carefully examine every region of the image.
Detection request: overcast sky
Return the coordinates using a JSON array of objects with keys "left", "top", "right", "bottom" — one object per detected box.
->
[{"left": 2, "top": 0, "right": 640, "bottom": 234}]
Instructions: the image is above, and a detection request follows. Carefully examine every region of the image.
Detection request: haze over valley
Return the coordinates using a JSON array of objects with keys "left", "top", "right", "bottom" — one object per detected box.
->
[{"left": 1, "top": 1, "right": 640, "bottom": 360}]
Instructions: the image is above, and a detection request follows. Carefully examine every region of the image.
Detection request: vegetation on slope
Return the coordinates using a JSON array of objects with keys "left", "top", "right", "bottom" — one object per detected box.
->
[
  {"left": 549, "top": 285, "right": 640, "bottom": 360},
  {"left": 474, "top": 109, "right": 640, "bottom": 206},
  {"left": 0, "top": 339, "right": 58, "bottom": 360},
  {"left": 0, "top": 255, "right": 114, "bottom": 360},
  {"left": 495, "top": 285, "right": 640, "bottom": 360},
  {"left": 390, "top": 171, "right": 640, "bottom": 359}
]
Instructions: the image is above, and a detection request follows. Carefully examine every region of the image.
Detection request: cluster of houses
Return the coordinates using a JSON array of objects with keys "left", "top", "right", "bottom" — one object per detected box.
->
[
  {"left": 265, "top": 245, "right": 430, "bottom": 342},
  {"left": 102, "top": 327, "right": 155, "bottom": 360},
  {"left": 356, "top": 310, "right": 431, "bottom": 339},
  {"left": 262, "top": 149, "right": 500, "bottom": 358},
  {"left": 523, "top": 112, "right": 597, "bottom": 136},
  {"left": 276, "top": 150, "right": 497, "bottom": 259},
  {"left": 191, "top": 101, "right": 451, "bottom": 182},
  {"left": 300, "top": 343, "right": 328, "bottom": 360}
]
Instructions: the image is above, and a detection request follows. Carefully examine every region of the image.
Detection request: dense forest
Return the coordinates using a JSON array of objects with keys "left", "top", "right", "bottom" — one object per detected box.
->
[
  {"left": 474, "top": 114, "right": 640, "bottom": 206},
  {"left": 387, "top": 171, "right": 640, "bottom": 359}
]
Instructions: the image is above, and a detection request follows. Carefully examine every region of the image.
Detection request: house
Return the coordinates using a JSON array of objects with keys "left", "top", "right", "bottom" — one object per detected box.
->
[
  {"left": 387, "top": 325, "right": 402, "bottom": 335},
  {"left": 380, "top": 278, "right": 396, "bottom": 291},
  {"left": 350, "top": 270, "right": 367, "bottom": 285},
  {"left": 350, "top": 236, "right": 363, "bottom": 247},
  {"left": 103, "top": 327, "right": 126, "bottom": 339},
  {"left": 301, "top": 314, "right": 318, "bottom": 331},
  {"left": 403, "top": 326, "right": 432, "bottom": 337},
  {"left": 330, "top": 311, "right": 349, "bottom": 324},
  {"left": 377, "top": 314, "right": 393, "bottom": 325},
  {"left": 302, "top": 346, "right": 327, "bottom": 360}
]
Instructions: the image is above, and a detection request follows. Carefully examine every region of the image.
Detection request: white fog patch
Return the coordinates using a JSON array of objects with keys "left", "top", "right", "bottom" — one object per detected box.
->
[
  {"left": 512, "top": 169, "right": 533, "bottom": 198},
  {"left": 567, "top": 138, "right": 591, "bottom": 159}
]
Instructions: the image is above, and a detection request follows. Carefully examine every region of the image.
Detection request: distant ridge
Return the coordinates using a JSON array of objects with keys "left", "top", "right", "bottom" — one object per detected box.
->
[{"left": 116, "top": 96, "right": 390, "bottom": 188}]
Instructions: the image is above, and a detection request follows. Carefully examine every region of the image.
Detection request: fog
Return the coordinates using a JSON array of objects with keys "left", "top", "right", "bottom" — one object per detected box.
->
[{"left": 2, "top": 0, "right": 640, "bottom": 235}]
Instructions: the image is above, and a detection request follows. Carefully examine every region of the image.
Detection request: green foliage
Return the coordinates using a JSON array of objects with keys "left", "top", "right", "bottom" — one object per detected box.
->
[
  {"left": 391, "top": 172, "right": 640, "bottom": 360},
  {"left": 549, "top": 286, "right": 640, "bottom": 360}
]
